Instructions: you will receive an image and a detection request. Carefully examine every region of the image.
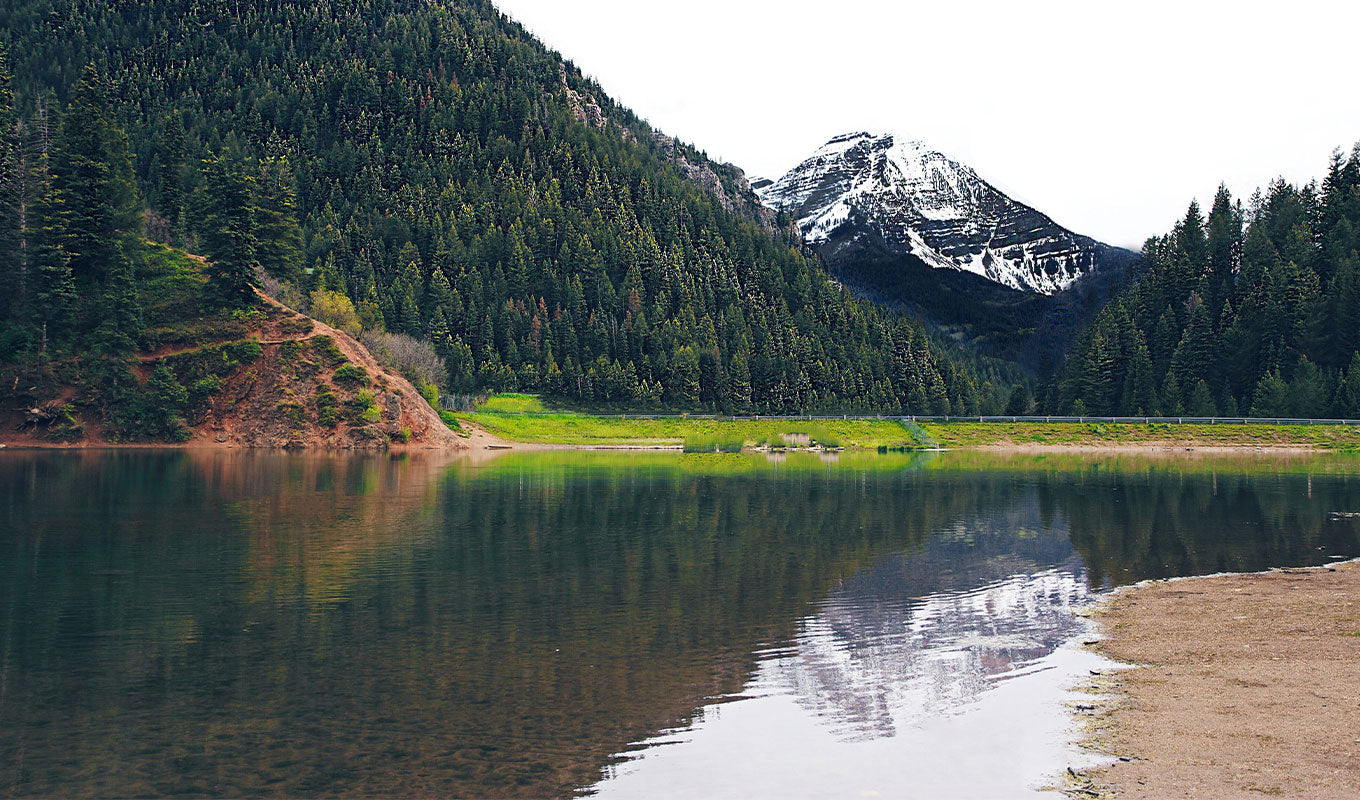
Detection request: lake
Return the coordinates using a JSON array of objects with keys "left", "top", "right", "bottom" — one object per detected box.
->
[{"left": 1, "top": 449, "right": 1357, "bottom": 798}]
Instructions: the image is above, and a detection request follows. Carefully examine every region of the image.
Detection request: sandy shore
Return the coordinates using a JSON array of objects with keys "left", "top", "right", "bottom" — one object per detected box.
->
[{"left": 1074, "top": 560, "right": 1360, "bottom": 799}]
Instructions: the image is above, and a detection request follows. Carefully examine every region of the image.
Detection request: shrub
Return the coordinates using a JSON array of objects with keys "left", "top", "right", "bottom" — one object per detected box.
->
[
  {"left": 360, "top": 331, "right": 448, "bottom": 389},
  {"left": 333, "top": 362, "right": 369, "bottom": 387},
  {"left": 309, "top": 336, "right": 347, "bottom": 368},
  {"left": 343, "top": 390, "right": 381, "bottom": 424},
  {"left": 278, "top": 316, "right": 314, "bottom": 336},
  {"left": 309, "top": 289, "right": 362, "bottom": 337},
  {"left": 187, "top": 375, "right": 222, "bottom": 419},
  {"left": 161, "top": 339, "right": 263, "bottom": 384},
  {"left": 46, "top": 404, "right": 85, "bottom": 442},
  {"left": 315, "top": 385, "right": 340, "bottom": 427}
]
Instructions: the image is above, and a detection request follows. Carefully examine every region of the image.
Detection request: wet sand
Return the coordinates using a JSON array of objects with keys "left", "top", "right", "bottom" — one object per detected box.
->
[{"left": 1077, "top": 560, "right": 1360, "bottom": 799}]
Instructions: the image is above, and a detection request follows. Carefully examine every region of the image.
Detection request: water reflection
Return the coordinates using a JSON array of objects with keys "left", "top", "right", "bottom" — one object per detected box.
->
[{"left": 0, "top": 450, "right": 1356, "bottom": 798}]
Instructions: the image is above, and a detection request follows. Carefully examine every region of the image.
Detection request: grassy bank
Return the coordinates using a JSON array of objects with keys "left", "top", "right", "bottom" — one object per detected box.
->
[
  {"left": 921, "top": 420, "right": 1360, "bottom": 450},
  {"left": 455, "top": 396, "right": 1360, "bottom": 451},
  {"left": 455, "top": 397, "right": 925, "bottom": 449}
]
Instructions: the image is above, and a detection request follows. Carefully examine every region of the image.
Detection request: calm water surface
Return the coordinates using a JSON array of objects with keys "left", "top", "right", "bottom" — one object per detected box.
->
[{"left": 1, "top": 449, "right": 1357, "bottom": 798}]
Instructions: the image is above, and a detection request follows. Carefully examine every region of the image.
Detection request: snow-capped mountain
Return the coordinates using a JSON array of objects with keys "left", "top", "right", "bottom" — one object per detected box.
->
[{"left": 756, "top": 132, "right": 1120, "bottom": 294}]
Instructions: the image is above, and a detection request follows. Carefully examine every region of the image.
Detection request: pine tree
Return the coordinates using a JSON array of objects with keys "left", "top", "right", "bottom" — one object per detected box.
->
[
  {"left": 1169, "top": 295, "right": 1218, "bottom": 392},
  {"left": 1159, "top": 372, "right": 1183, "bottom": 416},
  {"left": 1204, "top": 185, "right": 1241, "bottom": 311},
  {"left": 144, "top": 362, "right": 189, "bottom": 439},
  {"left": 50, "top": 65, "right": 139, "bottom": 285},
  {"left": 155, "top": 111, "right": 186, "bottom": 242},
  {"left": 1333, "top": 353, "right": 1360, "bottom": 418},
  {"left": 92, "top": 240, "right": 141, "bottom": 356},
  {"left": 1250, "top": 370, "right": 1289, "bottom": 417},
  {"left": 199, "top": 152, "right": 261, "bottom": 308},
  {"left": 1287, "top": 356, "right": 1328, "bottom": 418},
  {"left": 0, "top": 44, "right": 21, "bottom": 321},
  {"left": 1005, "top": 385, "right": 1032, "bottom": 415},
  {"left": 27, "top": 153, "right": 75, "bottom": 342},
  {"left": 1187, "top": 379, "right": 1216, "bottom": 416},
  {"left": 668, "top": 345, "right": 700, "bottom": 405},
  {"left": 253, "top": 155, "right": 303, "bottom": 279}
]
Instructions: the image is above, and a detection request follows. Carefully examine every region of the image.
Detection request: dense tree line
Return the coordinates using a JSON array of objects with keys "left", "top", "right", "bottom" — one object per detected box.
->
[
  {"left": 0, "top": 49, "right": 296, "bottom": 436},
  {"left": 0, "top": 0, "right": 1020, "bottom": 414},
  {"left": 1054, "top": 146, "right": 1360, "bottom": 417}
]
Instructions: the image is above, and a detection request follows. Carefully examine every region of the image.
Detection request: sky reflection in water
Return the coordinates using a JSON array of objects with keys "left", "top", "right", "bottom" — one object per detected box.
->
[{"left": 0, "top": 449, "right": 1356, "bottom": 798}]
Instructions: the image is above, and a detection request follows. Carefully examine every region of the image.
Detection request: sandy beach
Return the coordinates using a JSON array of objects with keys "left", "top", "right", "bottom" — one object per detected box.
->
[{"left": 1075, "top": 560, "right": 1360, "bottom": 798}]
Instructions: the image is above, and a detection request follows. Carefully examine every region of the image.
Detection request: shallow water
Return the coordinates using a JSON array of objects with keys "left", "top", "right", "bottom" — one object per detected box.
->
[{"left": 0, "top": 449, "right": 1356, "bottom": 797}]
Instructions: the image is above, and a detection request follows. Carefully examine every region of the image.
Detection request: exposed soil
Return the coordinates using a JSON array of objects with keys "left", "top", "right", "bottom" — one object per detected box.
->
[
  {"left": 2, "top": 291, "right": 467, "bottom": 451},
  {"left": 1075, "top": 560, "right": 1360, "bottom": 799}
]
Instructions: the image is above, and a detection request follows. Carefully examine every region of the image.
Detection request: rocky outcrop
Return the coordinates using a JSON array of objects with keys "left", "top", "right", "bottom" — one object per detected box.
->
[
  {"left": 649, "top": 132, "right": 776, "bottom": 228},
  {"left": 560, "top": 65, "right": 606, "bottom": 129},
  {"left": 557, "top": 66, "right": 774, "bottom": 230}
]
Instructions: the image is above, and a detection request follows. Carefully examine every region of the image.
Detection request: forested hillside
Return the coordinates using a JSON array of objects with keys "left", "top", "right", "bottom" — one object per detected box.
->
[
  {"left": 1055, "top": 146, "right": 1360, "bottom": 417},
  {"left": 0, "top": 0, "right": 1020, "bottom": 418},
  {"left": 0, "top": 53, "right": 461, "bottom": 446}
]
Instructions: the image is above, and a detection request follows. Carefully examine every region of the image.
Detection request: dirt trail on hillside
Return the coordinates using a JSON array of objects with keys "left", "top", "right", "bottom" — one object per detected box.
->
[
  {"left": 1076, "top": 561, "right": 1360, "bottom": 799},
  {"left": 238, "top": 291, "right": 467, "bottom": 450}
]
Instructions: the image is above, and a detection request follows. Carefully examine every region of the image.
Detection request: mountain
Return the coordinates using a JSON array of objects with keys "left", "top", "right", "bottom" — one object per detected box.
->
[
  {"left": 757, "top": 132, "right": 1127, "bottom": 293},
  {"left": 0, "top": 1, "right": 1027, "bottom": 429},
  {"left": 756, "top": 133, "right": 1139, "bottom": 365}
]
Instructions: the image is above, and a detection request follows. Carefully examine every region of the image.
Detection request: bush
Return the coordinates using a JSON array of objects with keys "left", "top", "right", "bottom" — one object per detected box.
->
[
  {"left": 161, "top": 339, "right": 262, "bottom": 384},
  {"left": 343, "top": 390, "right": 381, "bottom": 424},
  {"left": 309, "top": 336, "right": 347, "bottom": 368},
  {"left": 187, "top": 375, "right": 222, "bottom": 419},
  {"left": 46, "top": 404, "right": 85, "bottom": 442},
  {"left": 278, "top": 316, "right": 314, "bottom": 336},
  {"left": 309, "top": 289, "right": 362, "bottom": 337},
  {"left": 333, "top": 362, "right": 369, "bottom": 387},
  {"left": 315, "top": 385, "right": 340, "bottom": 427},
  {"left": 360, "top": 331, "right": 448, "bottom": 389}
]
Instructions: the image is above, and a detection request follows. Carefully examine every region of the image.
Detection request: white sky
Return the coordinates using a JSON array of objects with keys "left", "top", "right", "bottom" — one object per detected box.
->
[{"left": 493, "top": 0, "right": 1360, "bottom": 249}]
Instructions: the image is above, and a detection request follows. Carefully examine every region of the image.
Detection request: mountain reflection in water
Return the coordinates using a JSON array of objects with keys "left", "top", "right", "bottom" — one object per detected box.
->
[
  {"left": 1, "top": 449, "right": 1357, "bottom": 799},
  {"left": 590, "top": 507, "right": 1106, "bottom": 798}
]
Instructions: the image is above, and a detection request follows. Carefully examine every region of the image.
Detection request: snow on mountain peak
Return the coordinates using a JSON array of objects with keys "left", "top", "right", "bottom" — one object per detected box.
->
[{"left": 757, "top": 132, "right": 1107, "bottom": 294}]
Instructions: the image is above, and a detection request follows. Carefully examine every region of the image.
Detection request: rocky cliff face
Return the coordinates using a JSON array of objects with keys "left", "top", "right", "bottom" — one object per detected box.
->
[
  {"left": 558, "top": 66, "right": 775, "bottom": 229},
  {"left": 757, "top": 132, "right": 1124, "bottom": 294}
]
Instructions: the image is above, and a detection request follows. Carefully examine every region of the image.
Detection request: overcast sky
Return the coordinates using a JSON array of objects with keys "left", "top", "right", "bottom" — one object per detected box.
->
[{"left": 493, "top": 0, "right": 1360, "bottom": 249}]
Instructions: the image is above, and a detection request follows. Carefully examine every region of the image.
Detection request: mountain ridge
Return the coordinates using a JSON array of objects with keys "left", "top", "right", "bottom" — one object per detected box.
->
[{"left": 757, "top": 131, "right": 1131, "bottom": 295}]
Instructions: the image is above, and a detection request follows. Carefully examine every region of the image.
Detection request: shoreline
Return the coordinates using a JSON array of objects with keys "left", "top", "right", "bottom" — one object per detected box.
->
[
  {"left": 1, "top": 437, "right": 1354, "bottom": 454},
  {"left": 1070, "top": 559, "right": 1360, "bottom": 798}
]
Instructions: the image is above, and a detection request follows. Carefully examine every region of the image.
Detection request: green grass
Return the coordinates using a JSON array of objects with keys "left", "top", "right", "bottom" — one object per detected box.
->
[
  {"left": 922, "top": 421, "right": 1360, "bottom": 450},
  {"left": 476, "top": 393, "right": 547, "bottom": 413},
  {"left": 457, "top": 404, "right": 925, "bottom": 449},
  {"left": 456, "top": 397, "right": 1360, "bottom": 452}
]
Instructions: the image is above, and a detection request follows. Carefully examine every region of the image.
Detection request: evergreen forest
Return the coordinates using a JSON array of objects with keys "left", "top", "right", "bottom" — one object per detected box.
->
[
  {"left": 0, "top": 0, "right": 1018, "bottom": 428},
  {"left": 1055, "top": 148, "right": 1360, "bottom": 418}
]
